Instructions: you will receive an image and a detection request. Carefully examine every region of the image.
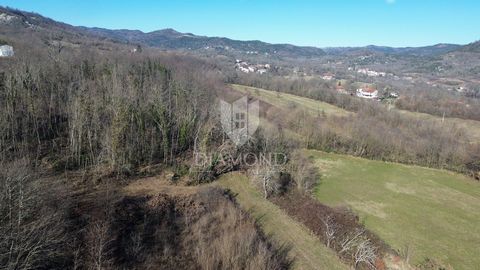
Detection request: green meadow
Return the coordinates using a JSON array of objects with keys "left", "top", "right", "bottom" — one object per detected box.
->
[
  {"left": 230, "top": 84, "right": 351, "bottom": 117},
  {"left": 309, "top": 150, "right": 480, "bottom": 269}
]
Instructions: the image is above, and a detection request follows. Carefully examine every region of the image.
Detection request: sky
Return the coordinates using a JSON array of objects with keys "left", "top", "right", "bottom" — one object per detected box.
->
[{"left": 0, "top": 0, "right": 478, "bottom": 47}]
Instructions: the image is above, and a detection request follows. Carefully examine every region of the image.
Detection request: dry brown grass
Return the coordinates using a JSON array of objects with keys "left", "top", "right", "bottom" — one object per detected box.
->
[
  {"left": 64, "top": 173, "right": 293, "bottom": 270},
  {"left": 185, "top": 189, "right": 291, "bottom": 270}
]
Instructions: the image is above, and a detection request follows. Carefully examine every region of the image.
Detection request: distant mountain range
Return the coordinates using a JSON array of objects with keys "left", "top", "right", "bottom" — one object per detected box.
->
[
  {"left": 78, "top": 27, "right": 328, "bottom": 58},
  {"left": 323, "top": 44, "right": 462, "bottom": 56},
  {"left": 0, "top": 6, "right": 478, "bottom": 58},
  {"left": 460, "top": 40, "right": 480, "bottom": 53},
  {"left": 79, "top": 27, "right": 471, "bottom": 57}
]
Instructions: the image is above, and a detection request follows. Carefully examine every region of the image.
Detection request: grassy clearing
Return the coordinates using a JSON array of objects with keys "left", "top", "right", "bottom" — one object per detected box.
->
[
  {"left": 214, "top": 172, "right": 348, "bottom": 270},
  {"left": 232, "top": 83, "right": 480, "bottom": 144},
  {"left": 308, "top": 150, "right": 480, "bottom": 269},
  {"left": 231, "top": 84, "right": 480, "bottom": 267},
  {"left": 394, "top": 108, "right": 480, "bottom": 143},
  {"left": 231, "top": 84, "right": 351, "bottom": 117}
]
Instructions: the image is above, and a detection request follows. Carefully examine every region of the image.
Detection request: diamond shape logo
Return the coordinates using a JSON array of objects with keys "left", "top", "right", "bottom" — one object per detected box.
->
[{"left": 219, "top": 96, "right": 259, "bottom": 146}]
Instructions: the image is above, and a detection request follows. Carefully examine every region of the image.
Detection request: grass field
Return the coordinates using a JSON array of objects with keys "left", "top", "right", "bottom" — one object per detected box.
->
[
  {"left": 214, "top": 173, "right": 348, "bottom": 270},
  {"left": 232, "top": 84, "right": 480, "bottom": 144},
  {"left": 308, "top": 150, "right": 480, "bottom": 269},
  {"left": 231, "top": 84, "right": 351, "bottom": 117},
  {"left": 230, "top": 84, "right": 480, "bottom": 267},
  {"left": 395, "top": 108, "right": 480, "bottom": 143}
]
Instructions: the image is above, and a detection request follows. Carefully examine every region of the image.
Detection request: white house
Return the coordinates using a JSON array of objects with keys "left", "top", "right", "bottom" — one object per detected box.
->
[
  {"left": 239, "top": 67, "right": 250, "bottom": 73},
  {"left": 390, "top": 92, "right": 399, "bottom": 98},
  {"left": 357, "top": 68, "right": 386, "bottom": 77},
  {"left": 235, "top": 60, "right": 271, "bottom": 74},
  {"left": 0, "top": 45, "right": 14, "bottom": 57},
  {"left": 257, "top": 68, "right": 268, "bottom": 74},
  {"left": 322, "top": 72, "right": 335, "bottom": 81},
  {"left": 356, "top": 87, "right": 378, "bottom": 99}
]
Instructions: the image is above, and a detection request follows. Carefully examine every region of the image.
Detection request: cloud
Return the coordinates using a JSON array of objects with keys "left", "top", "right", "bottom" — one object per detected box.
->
[{"left": 386, "top": 0, "right": 396, "bottom": 4}]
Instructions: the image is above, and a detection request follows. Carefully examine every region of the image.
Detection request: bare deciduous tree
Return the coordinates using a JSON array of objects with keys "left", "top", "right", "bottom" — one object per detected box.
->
[
  {"left": 339, "top": 227, "right": 377, "bottom": 269},
  {"left": 321, "top": 215, "right": 338, "bottom": 248},
  {"left": 340, "top": 228, "right": 365, "bottom": 254},
  {"left": 254, "top": 164, "right": 280, "bottom": 199},
  {"left": 354, "top": 238, "right": 377, "bottom": 269},
  {"left": 0, "top": 160, "right": 65, "bottom": 269},
  {"left": 86, "top": 220, "right": 113, "bottom": 270}
]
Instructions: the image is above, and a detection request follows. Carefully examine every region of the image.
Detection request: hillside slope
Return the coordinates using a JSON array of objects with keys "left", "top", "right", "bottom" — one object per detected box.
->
[
  {"left": 459, "top": 40, "right": 480, "bottom": 53},
  {"left": 231, "top": 84, "right": 350, "bottom": 117},
  {"left": 323, "top": 43, "right": 460, "bottom": 56},
  {"left": 0, "top": 6, "right": 326, "bottom": 58},
  {"left": 80, "top": 27, "right": 327, "bottom": 58},
  {"left": 310, "top": 150, "right": 480, "bottom": 269},
  {"left": 233, "top": 84, "right": 480, "bottom": 144},
  {"left": 214, "top": 173, "right": 348, "bottom": 270}
]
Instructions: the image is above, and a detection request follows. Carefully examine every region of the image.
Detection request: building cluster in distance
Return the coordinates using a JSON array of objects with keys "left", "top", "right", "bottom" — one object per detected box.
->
[
  {"left": 330, "top": 77, "right": 399, "bottom": 100},
  {"left": 235, "top": 59, "right": 271, "bottom": 74},
  {"left": 357, "top": 68, "right": 386, "bottom": 77}
]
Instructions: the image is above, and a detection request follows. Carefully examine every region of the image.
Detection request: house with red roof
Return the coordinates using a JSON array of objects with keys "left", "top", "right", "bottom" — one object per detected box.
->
[{"left": 356, "top": 86, "right": 378, "bottom": 99}]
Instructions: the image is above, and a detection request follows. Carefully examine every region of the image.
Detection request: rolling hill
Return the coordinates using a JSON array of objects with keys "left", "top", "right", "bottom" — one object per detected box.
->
[
  {"left": 80, "top": 27, "right": 328, "bottom": 58},
  {"left": 0, "top": 6, "right": 326, "bottom": 58},
  {"left": 214, "top": 173, "right": 348, "bottom": 270},
  {"left": 0, "top": 7, "right": 325, "bottom": 58},
  {"left": 230, "top": 83, "right": 480, "bottom": 269},
  {"left": 3, "top": 6, "right": 477, "bottom": 61},
  {"left": 459, "top": 40, "right": 480, "bottom": 53},
  {"left": 323, "top": 43, "right": 461, "bottom": 56},
  {"left": 309, "top": 150, "right": 480, "bottom": 269}
]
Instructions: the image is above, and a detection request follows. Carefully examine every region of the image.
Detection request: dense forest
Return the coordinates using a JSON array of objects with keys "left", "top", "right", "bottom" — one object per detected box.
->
[{"left": 0, "top": 48, "right": 298, "bottom": 269}]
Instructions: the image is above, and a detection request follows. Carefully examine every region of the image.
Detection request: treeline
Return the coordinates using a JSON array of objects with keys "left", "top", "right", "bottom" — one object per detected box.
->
[
  {"left": 230, "top": 74, "right": 480, "bottom": 177},
  {"left": 232, "top": 73, "right": 480, "bottom": 121},
  {"left": 395, "top": 90, "right": 480, "bottom": 121},
  {"left": 278, "top": 102, "right": 480, "bottom": 177},
  {"left": 0, "top": 52, "right": 221, "bottom": 173},
  {"left": 231, "top": 73, "right": 372, "bottom": 113}
]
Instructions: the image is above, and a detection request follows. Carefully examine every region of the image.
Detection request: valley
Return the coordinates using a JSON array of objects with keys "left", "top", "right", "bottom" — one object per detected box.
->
[
  {"left": 229, "top": 83, "right": 480, "bottom": 269},
  {"left": 1, "top": 3, "right": 479, "bottom": 270}
]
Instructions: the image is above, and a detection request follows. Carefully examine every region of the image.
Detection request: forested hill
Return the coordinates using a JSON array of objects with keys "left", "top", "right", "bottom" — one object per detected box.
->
[
  {"left": 0, "top": 6, "right": 326, "bottom": 58},
  {"left": 79, "top": 27, "right": 327, "bottom": 58},
  {"left": 460, "top": 40, "right": 480, "bottom": 53}
]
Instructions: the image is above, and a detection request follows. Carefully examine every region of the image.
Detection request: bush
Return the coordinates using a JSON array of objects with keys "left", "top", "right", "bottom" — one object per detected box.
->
[{"left": 287, "top": 150, "right": 320, "bottom": 194}]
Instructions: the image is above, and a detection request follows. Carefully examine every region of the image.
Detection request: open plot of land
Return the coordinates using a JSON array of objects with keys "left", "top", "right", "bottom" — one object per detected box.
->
[
  {"left": 395, "top": 108, "right": 480, "bottom": 143},
  {"left": 214, "top": 172, "right": 348, "bottom": 270},
  {"left": 308, "top": 150, "right": 480, "bottom": 269},
  {"left": 231, "top": 84, "right": 480, "bottom": 268},
  {"left": 231, "top": 84, "right": 351, "bottom": 117},
  {"left": 232, "top": 84, "right": 480, "bottom": 144}
]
